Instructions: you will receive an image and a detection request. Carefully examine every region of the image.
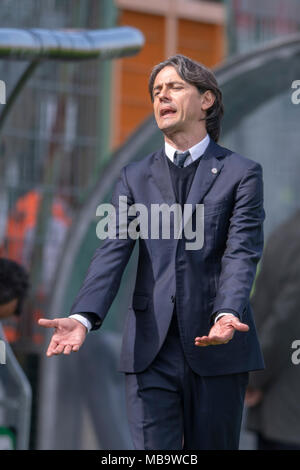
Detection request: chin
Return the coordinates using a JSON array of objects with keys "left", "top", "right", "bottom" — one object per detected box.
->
[{"left": 158, "top": 121, "right": 179, "bottom": 133}]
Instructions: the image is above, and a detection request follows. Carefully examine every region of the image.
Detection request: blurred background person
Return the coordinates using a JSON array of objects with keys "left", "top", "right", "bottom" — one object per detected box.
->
[
  {"left": 1, "top": 189, "right": 72, "bottom": 295},
  {"left": 245, "top": 209, "right": 300, "bottom": 450},
  {"left": 0, "top": 257, "right": 30, "bottom": 449},
  {"left": 0, "top": 258, "right": 30, "bottom": 321}
]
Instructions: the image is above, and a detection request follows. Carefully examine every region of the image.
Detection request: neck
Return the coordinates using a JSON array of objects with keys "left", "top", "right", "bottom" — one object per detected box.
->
[{"left": 163, "top": 129, "right": 208, "bottom": 151}]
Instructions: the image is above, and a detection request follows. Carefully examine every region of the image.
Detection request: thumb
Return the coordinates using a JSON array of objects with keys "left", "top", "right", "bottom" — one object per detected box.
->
[
  {"left": 231, "top": 318, "right": 249, "bottom": 332},
  {"left": 38, "top": 318, "right": 59, "bottom": 329}
]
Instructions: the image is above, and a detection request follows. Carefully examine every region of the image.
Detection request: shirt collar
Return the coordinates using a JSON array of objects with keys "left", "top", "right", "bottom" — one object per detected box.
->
[{"left": 164, "top": 134, "right": 210, "bottom": 165}]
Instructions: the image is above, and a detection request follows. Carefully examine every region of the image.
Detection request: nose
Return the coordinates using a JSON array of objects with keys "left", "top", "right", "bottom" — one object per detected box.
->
[{"left": 157, "top": 85, "right": 170, "bottom": 101}]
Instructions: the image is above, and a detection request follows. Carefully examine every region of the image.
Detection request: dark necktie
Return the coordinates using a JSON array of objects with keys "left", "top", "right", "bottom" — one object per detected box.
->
[{"left": 174, "top": 150, "right": 190, "bottom": 168}]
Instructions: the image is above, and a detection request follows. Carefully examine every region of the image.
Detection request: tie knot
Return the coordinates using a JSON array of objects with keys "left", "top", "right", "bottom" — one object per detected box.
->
[{"left": 174, "top": 150, "right": 190, "bottom": 168}]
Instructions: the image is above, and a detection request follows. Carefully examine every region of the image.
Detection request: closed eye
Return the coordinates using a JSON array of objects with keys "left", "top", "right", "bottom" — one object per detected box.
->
[{"left": 153, "top": 82, "right": 185, "bottom": 97}]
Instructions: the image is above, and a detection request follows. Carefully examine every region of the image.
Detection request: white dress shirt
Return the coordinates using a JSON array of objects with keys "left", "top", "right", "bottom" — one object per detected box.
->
[
  {"left": 164, "top": 133, "right": 210, "bottom": 166},
  {"left": 70, "top": 133, "right": 233, "bottom": 332}
]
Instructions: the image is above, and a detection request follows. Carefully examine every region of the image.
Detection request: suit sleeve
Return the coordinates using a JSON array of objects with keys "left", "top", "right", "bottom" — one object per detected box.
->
[
  {"left": 69, "top": 166, "right": 136, "bottom": 328},
  {"left": 211, "top": 162, "right": 265, "bottom": 322}
]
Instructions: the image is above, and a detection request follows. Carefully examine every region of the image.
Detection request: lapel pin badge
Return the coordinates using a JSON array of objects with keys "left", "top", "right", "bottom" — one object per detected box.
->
[{"left": 211, "top": 167, "right": 218, "bottom": 174}]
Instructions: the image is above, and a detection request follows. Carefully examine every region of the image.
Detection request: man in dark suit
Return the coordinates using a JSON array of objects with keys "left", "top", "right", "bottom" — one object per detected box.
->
[{"left": 39, "top": 55, "right": 265, "bottom": 450}]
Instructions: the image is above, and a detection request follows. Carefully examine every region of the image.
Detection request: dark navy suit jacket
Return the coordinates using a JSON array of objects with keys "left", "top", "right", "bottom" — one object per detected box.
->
[{"left": 70, "top": 138, "right": 265, "bottom": 376}]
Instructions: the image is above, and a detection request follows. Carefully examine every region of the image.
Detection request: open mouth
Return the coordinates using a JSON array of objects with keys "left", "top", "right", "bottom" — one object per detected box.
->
[{"left": 160, "top": 108, "right": 176, "bottom": 117}]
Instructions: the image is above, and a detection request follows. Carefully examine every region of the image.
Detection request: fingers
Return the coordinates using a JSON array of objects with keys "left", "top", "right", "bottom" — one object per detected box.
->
[
  {"left": 46, "top": 337, "right": 81, "bottom": 357},
  {"left": 46, "top": 337, "right": 59, "bottom": 357},
  {"left": 218, "top": 315, "right": 249, "bottom": 332},
  {"left": 194, "top": 335, "right": 228, "bottom": 347},
  {"left": 231, "top": 319, "right": 249, "bottom": 332},
  {"left": 46, "top": 343, "right": 81, "bottom": 356},
  {"left": 38, "top": 318, "right": 59, "bottom": 329},
  {"left": 194, "top": 335, "right": 223, "bottom": 346},
  {"left": 195, "top": 327, "right": 234, "bottom": 346},
  {"left": 194, "top": 335, "right": 208, "bottom": 347},
  {"left": 53, "top": 343, "right": 65, "bottom": 355},
  {"left": 61, "top": 344, "right": 81, "bottom": 354},
  {"left": 63, "top": 345, "right": 72, "bottom": 355}
]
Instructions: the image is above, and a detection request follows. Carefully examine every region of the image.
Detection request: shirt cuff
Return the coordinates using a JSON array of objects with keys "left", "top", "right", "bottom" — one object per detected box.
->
[
  {"left": 214, "top": 312, "right": 236, "bottom": 324},
  {"left": 69, "top": 314, "right": 92, "bottom": 332}
]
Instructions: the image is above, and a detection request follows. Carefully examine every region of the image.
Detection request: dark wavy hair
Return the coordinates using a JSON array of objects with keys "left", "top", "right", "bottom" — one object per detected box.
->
[
  {"left": 148, "top": 54, "right": 224, "bottom": 142},
  {"left": 0, "top": 258, "right": 30, "bottom": 316}
]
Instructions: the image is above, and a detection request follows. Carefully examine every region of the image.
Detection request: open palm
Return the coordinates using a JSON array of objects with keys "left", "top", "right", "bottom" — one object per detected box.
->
[
  {"left": 38, "top": 317, "right": 87, "bottom": 356},
  {"left": 194, "top": 314, "right": 249, "bottom": 347}
]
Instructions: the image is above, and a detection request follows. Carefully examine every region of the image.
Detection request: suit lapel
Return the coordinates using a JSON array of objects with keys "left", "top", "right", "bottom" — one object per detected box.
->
[
  {"left": 185, "top": 139, "right": 225, "bottom": 208},
  {"left": 150, "top": 148, "right": 176, "bottom": 206},
  {"left": 183, "top": 139, "right": 226, "bottom": 231}
]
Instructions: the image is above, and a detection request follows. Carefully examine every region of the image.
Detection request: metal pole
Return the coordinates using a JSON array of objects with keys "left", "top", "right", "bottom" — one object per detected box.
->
[
  {"left": 0, "top": 325, "right": 32, "bottom": 450},
  {"left": 0, "top": 27, "right": 144, "bottom": 60},
  {"left": 0, "top": 27, "right": 144, "bottom": 133}
]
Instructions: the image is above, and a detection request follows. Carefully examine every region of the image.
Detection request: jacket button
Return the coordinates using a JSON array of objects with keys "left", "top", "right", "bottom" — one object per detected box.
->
[{"left": 171, "top": 295, "right": 175, "bottom": 303}]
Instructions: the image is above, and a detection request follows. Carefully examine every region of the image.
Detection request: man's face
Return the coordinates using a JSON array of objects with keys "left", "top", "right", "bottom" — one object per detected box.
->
[
  {"left": 152, "top": 66, "right": 207, "bottom": 135},
  {"left": 0, "top": 298, "right": 18, "bottom": 320}
]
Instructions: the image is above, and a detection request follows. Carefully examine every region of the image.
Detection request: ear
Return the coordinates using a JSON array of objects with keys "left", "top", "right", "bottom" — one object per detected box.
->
[{"left": 201, "top": 90, "right": 215, "bottom": 111}]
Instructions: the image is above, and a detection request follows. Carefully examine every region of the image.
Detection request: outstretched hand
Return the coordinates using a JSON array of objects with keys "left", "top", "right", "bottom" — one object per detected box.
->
[
  {"left": 194, "top": 314, "right": 249, "bottom": 347},
  {"left": 38, "top": 317, "right": 87, "bottom": 356}
]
